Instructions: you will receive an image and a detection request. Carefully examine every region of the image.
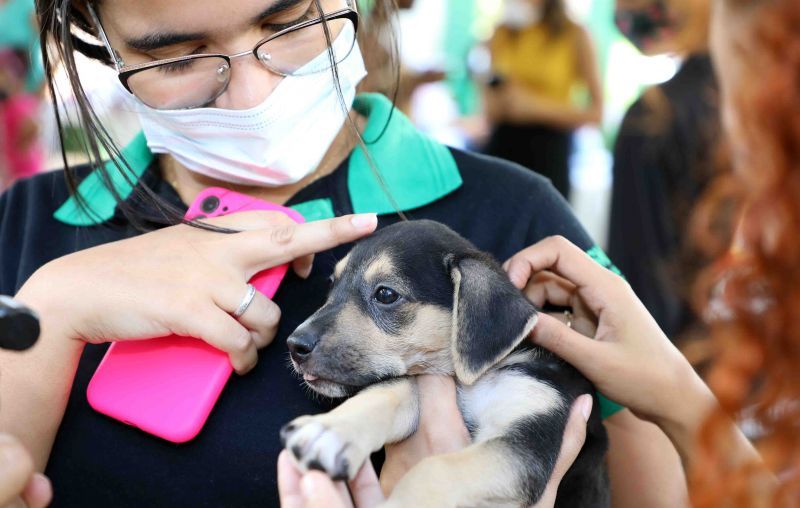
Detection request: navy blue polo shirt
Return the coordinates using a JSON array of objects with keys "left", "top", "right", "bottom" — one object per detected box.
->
[{"left": 0, "top": 94, "right": 621, "bottom": 507}]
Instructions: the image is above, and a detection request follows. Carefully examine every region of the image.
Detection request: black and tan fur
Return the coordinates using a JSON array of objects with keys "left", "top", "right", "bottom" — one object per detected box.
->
[{"left": 281, "top": 220, "right": 609, "bottom": 507}]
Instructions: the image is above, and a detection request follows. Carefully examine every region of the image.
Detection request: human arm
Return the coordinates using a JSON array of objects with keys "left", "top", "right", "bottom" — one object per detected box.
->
[{"left": 2, "top": 212, "right": 377, "bottom": 470}]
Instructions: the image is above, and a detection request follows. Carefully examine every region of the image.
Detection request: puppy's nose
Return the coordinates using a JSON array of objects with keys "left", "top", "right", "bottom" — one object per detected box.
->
[{"left": 287, "top": 332, "right": 319, "bottom": 363}]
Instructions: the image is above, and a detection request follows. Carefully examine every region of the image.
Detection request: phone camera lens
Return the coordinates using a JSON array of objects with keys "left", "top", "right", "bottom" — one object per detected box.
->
[{"left": 201, "top": 196, "right": 220, "bottom": 214}]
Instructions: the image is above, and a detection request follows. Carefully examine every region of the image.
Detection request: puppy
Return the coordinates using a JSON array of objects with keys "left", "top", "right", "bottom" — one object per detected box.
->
[{"left": 281, "top": 220, "right": 609, "bottom": 508}]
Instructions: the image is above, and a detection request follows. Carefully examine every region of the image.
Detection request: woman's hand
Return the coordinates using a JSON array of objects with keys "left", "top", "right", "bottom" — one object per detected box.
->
[
  {"left": 383, "top": 375, "right": 593, "bottom": 507},
  {"left": 277, "top": 394, "right": 592, "bottom": 508},
  {"left": 277, "top": 449, "right": 384, "bottom": 508},
  {"left": 380, "top": 376, "right": 471, "bottom": 493},
  {"left": 503, "top": 236, "right": 716, "bottom": 433},
  {"left": 0, "top": 433, "right": 52, "bottom": 508},
  {"left": 16, "top": 212, "right": 377, "bottom": 374}
]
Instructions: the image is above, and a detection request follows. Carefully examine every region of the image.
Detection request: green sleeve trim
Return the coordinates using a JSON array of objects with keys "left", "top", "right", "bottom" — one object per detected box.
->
[
  {"left": 586, "top": 245, "right": 625, "bottom": 419},
  {"left": 53, "top": 132, "right": 154, "bottom": 226},
  {"left": 348, "top": 93, "right": 462, "bottom": 215},
  {"left": 598, "top": 393, "right": 624, "bottom": 419},
  {"left": 290, "top": 198, "right": 335, "bottom": 222}
]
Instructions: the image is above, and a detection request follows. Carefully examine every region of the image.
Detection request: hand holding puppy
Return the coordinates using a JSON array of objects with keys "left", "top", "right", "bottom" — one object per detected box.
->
[
  {"left": 277, "top": 394, "right": 593, "bottom": 508},
  {"left": 503, "top": 236, "right": 718, "bottom": 453}
]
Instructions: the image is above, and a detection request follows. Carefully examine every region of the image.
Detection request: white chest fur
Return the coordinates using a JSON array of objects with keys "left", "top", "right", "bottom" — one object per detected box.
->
[{"left": 456, "top": 353, "right": 564, "bottom": 443}]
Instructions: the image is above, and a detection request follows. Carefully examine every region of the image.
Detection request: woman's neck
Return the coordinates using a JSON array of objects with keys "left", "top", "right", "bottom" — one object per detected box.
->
[{"left": 161, "top": 113, "right": 366, "bottom": 206}]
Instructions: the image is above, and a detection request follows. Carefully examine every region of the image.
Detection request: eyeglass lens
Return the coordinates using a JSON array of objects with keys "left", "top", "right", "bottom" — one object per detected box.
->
[{"left": 127, "top": 16, "right": 355, "bottom": 110}]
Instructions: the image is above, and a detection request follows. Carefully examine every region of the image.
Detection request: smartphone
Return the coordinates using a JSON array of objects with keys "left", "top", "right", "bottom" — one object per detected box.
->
[{"left": 87, "top": 188, "right": 305, "bottom": 443}]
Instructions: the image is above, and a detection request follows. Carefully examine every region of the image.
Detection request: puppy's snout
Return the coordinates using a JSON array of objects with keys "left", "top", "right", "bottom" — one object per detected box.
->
[{"left": 287, "top": 331, "right": 319, "bottom": 363}]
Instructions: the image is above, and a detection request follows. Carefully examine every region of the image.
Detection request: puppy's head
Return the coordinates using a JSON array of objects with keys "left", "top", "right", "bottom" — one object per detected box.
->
[{"left": 287, "top": 220, "right": 538, "bottom": 397}]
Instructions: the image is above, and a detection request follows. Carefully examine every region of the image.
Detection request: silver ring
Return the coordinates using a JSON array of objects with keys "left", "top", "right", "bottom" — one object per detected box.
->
[
  {"left": 564, "top": 309, "right": 573, "bottom": 329},
  {"left": 233, "top": 284, "right": 257, "bottom": 318}
]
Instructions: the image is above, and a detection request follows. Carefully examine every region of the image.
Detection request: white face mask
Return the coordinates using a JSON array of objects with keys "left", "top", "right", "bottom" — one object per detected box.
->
[
  {"left": 502, "top": 0, "right": 542, "bottom": 29},
  {"left": 129, "top": 22, "right": 367, "bottom": 187}
]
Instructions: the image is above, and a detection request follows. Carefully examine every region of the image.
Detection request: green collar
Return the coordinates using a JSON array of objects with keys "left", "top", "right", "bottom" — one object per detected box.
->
[{"left": 54, "top": 93, "right": 462, "bottom": 225}]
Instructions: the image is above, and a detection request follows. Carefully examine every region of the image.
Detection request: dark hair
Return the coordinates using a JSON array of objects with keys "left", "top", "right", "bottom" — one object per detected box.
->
[
  {"left": 35, "top": 0, "right": 402, "bottom": 229},
  {"left": 541, "top": 0, "right": 572, "bottom": 36}
]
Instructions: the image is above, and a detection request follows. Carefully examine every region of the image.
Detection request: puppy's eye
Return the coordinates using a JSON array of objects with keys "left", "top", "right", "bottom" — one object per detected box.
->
[
  {"left": 328, "top": 274, "right": 335, "bottom": 286},
  {"left": 374, "top": 286, "right": 400, "bottom": 305}
]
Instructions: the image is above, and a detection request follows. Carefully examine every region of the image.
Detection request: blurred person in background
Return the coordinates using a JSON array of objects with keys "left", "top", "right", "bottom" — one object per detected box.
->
[
  {"left": 483, "top": 0, "right": 603, "bottom": 199},
  {"left": 0, "top": 0, "right": 45, "bottom": 189},
  {"left": 359, "top": 0, "right": 446, "bottom": 114},
  {"left": 0, "top": 50, "right": 44, "bottom": 189},
  {"left": 607, "top": 0, "right": 718, "bottom": 342}
]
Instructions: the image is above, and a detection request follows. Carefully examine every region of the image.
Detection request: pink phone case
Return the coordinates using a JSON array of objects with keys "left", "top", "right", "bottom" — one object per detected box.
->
[{"left": 87, "top": 188, "right": 305, "bottom": 443}]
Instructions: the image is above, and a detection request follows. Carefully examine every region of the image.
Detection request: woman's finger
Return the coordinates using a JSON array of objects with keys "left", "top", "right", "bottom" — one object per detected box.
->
[
  {"left": 202, "top": 209, "right": 296, "bottom": 230},
  {"left": 179, "top": 305, "right": 258, "bottom": 374},
  {"left": 521, "top": 271, "right": 578, "bottom": 309},
  {"left": 0, "top": 435, "right": 34, "bottom": 507},
  {"left": 505, "top": 236, "right": 621, "bottom": 313},
  {"left": 21, "top": 473, "right": 52, "bottom": 508},
  {"left": 277, "top": 450, "right": 305, "bottom": 508},
  {"left": 214, "top": 286, "right": 281, "bottom": 349},
  {"left": 348, "top": 460, "right": 385, "bottom": 507},
  {"left": 551, "top": 395, "right": 592, "bottom": 482},
  {"left": 301, "top": 472, "right": 353, "bottom": 508},
  {"left": 233, "top": 214, "right": 377, "bottom": 272},
  {"left": 292, "top": 254, "right": 315, "bottom": 279},
  {"left": 531, "top": 395, "right": 592, "bottom": 508},
  {"left": 529, "top": 313, "right": 602, "bottom": 372}
]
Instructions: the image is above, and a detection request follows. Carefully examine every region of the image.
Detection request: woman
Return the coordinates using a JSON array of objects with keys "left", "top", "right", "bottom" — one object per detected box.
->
[
  {"left": 608, "top": 0, "right": 719, "bottom": 341},
  {"left": 483, "top": 0, "right": 603, "bottom": 199},
  {"left": 0, "top": 0, "right": 683, "bottom": 506}
]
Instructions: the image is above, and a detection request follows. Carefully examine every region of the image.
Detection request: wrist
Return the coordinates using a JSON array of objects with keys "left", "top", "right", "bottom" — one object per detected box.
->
[
  {"left": 653, "top": 369, "right": 717, "bottom": 464},
  {"left": 15, "top": 269, "right": 86, "bottom": 355}
]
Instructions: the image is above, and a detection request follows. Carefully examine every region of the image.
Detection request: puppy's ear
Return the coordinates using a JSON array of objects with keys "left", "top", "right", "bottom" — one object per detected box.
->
[{"left": 447, "top": 254, "right": 538, "bottom": 385}]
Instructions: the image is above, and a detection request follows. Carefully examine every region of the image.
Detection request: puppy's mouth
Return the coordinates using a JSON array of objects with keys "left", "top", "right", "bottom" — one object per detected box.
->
[{"left": 291, "top": 362, "right": 364, "bottom": 398}]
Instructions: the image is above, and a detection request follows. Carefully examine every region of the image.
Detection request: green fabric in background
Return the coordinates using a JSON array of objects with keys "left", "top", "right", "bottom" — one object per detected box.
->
[{"left": 443, "top": 0, "right": 479, "bottom": 116}]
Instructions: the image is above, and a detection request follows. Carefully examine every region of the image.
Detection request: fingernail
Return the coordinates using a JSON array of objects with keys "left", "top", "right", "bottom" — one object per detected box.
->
[
  {"left": 578, "top": 394, "right": 593, "bottom": 422},
  {"left": 350, "top": 213, "right": 377, "bottom": 229}
]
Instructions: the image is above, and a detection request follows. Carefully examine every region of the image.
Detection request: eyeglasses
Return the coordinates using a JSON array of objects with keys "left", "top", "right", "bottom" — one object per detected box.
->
[{"left": 88, "top": 2, "right": 359, "bottom": 110}]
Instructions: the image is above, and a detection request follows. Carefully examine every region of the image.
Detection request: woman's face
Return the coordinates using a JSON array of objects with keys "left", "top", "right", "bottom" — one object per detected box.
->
[{"left": 96, "top": 0, "right": 328, "bottom": 110}]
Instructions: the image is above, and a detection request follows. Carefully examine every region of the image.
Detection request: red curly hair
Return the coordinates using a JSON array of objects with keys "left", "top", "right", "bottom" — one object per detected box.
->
[{"left": 690, "top": 0, "right": 800, "bottom": 505}]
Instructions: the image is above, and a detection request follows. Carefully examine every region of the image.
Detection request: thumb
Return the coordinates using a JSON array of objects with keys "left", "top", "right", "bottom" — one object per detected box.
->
[
  {"left": 550, "top": 395, "right": 592, "bottom": 482},
  {"left": 530, "top": 395, "right": 592, "bottom": 508},
  {"left": 529, "top": 313, "right": 601, "bottom": 371}
]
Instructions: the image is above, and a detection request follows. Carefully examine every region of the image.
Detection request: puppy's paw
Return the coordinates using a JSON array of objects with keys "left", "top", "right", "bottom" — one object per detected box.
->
[{"left": 280, "top": 415, "right": 368, "bottom": 481}]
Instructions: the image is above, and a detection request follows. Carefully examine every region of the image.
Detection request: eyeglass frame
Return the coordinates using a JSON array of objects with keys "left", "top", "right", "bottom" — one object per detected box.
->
[{"left": 87, "top": 3, "right": 359, "bottom": 101}]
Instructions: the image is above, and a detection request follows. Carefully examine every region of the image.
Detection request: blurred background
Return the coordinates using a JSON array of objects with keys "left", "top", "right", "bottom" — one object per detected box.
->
[{"left": 1, "top": 0, "right": 717, "bottom": 347}]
